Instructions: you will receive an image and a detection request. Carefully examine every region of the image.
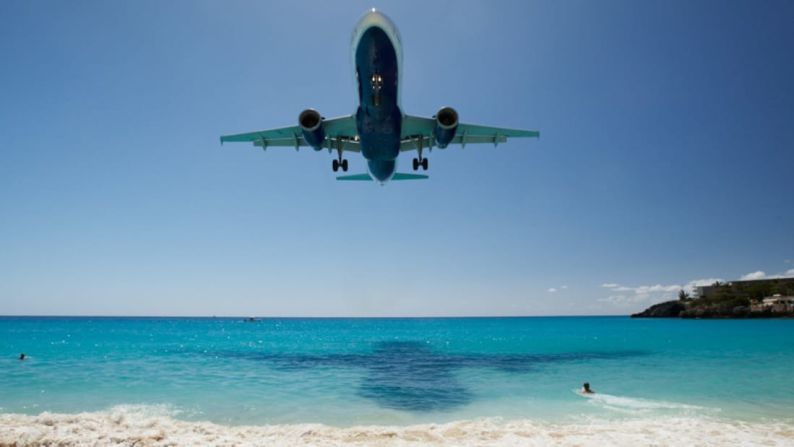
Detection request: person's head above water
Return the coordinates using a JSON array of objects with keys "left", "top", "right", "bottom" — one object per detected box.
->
[
  {"left": 582, "top": 382, "right": 592, "bottom": 393},
  {"left": 19, "top": 353, "right": 26, "bottom": 360}
]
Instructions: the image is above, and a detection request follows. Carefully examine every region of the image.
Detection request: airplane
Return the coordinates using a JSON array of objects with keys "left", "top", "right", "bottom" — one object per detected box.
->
[{"left": 220, "top": 9, "right": 539, "bottom": 183}]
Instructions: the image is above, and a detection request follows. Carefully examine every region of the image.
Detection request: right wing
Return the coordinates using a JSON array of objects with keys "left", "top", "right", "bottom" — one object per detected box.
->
[
  {"left": 220, "top": 115, "right": 361, "bottom": 153},
  {"left": 399, "top": 115, "right": 539, "bottom": 151}
]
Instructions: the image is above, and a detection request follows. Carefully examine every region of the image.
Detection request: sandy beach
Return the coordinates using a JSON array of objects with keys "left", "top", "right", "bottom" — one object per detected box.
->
[{"left": 2, "top": 406, "right": 794, "bottom": 447}]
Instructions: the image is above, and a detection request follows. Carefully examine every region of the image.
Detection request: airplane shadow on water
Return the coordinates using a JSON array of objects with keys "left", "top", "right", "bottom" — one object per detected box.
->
[{"left": 205, "top": 341, "right": 646, "bottom": 412}]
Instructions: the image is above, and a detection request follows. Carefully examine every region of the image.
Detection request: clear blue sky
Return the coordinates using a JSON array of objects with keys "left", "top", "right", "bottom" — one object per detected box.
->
[{"left": 1, "top": 0, "right": 793, "bottom": 316}]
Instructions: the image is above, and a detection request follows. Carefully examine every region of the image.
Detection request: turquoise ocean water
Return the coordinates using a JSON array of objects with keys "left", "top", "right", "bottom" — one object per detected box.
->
[{"left": 1, "top": 316, "right": 794, "bottom": 444}]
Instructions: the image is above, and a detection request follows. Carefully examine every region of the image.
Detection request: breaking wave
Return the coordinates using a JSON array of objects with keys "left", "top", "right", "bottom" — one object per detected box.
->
[{"left": 2, "top": 405, "right": 793, "bottom": 446}]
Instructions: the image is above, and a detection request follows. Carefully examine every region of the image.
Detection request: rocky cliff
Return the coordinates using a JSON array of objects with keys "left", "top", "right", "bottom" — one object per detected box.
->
[{"left": 630, "top": 300, "right": 686, "bottom": 318}]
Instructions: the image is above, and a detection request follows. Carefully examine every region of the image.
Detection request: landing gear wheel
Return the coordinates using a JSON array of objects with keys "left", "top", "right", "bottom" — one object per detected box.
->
[
  {"left": 342, "top": 159, "right": 348, "bottom": 172},
  {"left": 422, "top": 158, "right": 428, "bottom": 170},
  {"left": 412, "top": 158, "right": 419, "bottom": 171},
  {"left": 332, "top": 159, "right": 339, "bottom": 172}
]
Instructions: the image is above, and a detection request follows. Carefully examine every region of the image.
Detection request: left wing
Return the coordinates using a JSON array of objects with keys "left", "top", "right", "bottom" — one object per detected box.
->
[
  {"left": 220, "top": 115, "right": 361, "bottom": 153},
  {"left": 399, "top": 114, "right": 539, "bottom": 152}
]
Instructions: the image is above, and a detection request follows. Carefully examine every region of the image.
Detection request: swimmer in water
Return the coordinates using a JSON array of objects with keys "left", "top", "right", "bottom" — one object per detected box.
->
[
  {"left": 581, "top": 382, "right": 594, "bottom": 394},
  {"left": 19, "top": 353, "right": 26, "bottom": 360}
]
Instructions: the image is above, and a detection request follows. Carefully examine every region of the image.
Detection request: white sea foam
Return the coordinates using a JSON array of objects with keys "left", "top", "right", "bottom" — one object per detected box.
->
[
  {"left": 574, "top": 390, "right": 714, "bottom": 415},
  {"left": 1, "top": 405, "right": 793, "bottom": 447}
]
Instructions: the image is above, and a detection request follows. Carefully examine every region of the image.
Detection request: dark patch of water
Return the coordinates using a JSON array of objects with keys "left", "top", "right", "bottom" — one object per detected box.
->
[{"left": 202, "top": 341, "right": 645, "bottom": 412}]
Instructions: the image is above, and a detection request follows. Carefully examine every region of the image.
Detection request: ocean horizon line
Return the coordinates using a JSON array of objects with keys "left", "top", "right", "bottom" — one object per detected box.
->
[{"left": 0, "top": 313, "right": 628, "bottom": 319}]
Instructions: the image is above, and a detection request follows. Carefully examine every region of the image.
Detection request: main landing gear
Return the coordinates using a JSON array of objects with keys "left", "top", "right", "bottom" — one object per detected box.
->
[
  {"left": 412, "top": 137, "right": 428, "bottom": 171},
  {"left": 332, "top": 159, "right": 348, "bottom": 172},
  {"left": 332, "top": 137, "right": 348, "bottom": 172}
]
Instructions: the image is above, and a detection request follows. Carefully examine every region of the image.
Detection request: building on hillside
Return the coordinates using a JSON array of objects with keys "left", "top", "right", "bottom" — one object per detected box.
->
[
  {"left": 695, "top": 278, "right": 794, "bottom": 300},
  {"left": 769, "top": 296, "right": 793, "bottom": 313},
  {"left": 750, "top": 295, "right": 794, "bottom": 312}
]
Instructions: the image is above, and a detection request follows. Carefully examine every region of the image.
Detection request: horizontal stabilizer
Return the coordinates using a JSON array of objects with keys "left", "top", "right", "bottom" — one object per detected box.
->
[
  {"left": 336, "top": 173, "right": 429, "bottom": 181},
  {"left": 336, "top": 173, "right": 373, "bottom": 181},
  {"left": 392, "top": 173, "right": 429, "bottom": 180}
]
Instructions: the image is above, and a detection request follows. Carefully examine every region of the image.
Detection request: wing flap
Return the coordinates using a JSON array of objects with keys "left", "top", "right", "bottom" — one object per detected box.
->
[
  {"left": 457, "top": 123, "right": 539, "bottom": 138},
  {"left": 400, "top": 134, "right": 513, "bottom": 151},
  {"left": 249, "top": 137, "right": 361, "bottom": 152}
]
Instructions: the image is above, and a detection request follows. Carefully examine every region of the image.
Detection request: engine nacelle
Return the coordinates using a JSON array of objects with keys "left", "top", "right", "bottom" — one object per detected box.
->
[
  {"left": 433, "top": 107, "right": 458, "bottom": 148},
  {"left": 299, "top": 109, "right": 325, "bottom": 150}
]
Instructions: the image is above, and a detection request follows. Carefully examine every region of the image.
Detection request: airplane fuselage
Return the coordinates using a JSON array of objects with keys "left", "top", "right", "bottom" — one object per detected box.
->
[{"left": 352, "top": 11, "right": 403, "bottom": 182}]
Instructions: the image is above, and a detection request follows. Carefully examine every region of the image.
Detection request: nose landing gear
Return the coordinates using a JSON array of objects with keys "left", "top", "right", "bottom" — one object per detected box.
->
[{"left": 371, "top": 73, "right": 383, "bottom": 107}]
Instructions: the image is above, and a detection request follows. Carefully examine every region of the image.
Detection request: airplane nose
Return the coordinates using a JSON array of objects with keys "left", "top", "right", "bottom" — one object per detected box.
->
[
  {"left": 356, "top": 8, "right": 395, "bottom": 30},
  {"left": 353, "top": 8, "right": 401, "bottom": 51},
  {"left": 358, "top": 9, "right": 384, "bottom": 27}
]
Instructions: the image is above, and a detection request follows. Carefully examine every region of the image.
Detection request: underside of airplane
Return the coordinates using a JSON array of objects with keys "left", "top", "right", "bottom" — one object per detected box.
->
[{"left": 221, "top": 9, "right": 539, "bottom": 184}]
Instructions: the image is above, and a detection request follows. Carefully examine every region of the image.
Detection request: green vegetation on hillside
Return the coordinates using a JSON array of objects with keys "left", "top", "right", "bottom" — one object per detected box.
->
[{"left": 634, "top": 279, "right": 794, "bottom": 318}]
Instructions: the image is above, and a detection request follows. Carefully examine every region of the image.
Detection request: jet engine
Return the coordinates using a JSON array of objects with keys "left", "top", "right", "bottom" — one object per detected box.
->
[
  {"left": 299, "top": 109, "right": 325, "bottom": 150},
  {"left": 433, "top": 107, "right": 458, "bottom": 148}
]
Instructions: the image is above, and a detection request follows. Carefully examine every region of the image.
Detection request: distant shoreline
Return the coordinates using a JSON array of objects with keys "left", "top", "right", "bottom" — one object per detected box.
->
[{"left": 632, "top": 300, "right": 794, "bottom": 319}]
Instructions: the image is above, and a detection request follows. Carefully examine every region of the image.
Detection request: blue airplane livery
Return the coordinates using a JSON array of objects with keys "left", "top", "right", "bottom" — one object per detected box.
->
[{"left": 221, "top": 9, "right": 540, "bottom": 183}]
